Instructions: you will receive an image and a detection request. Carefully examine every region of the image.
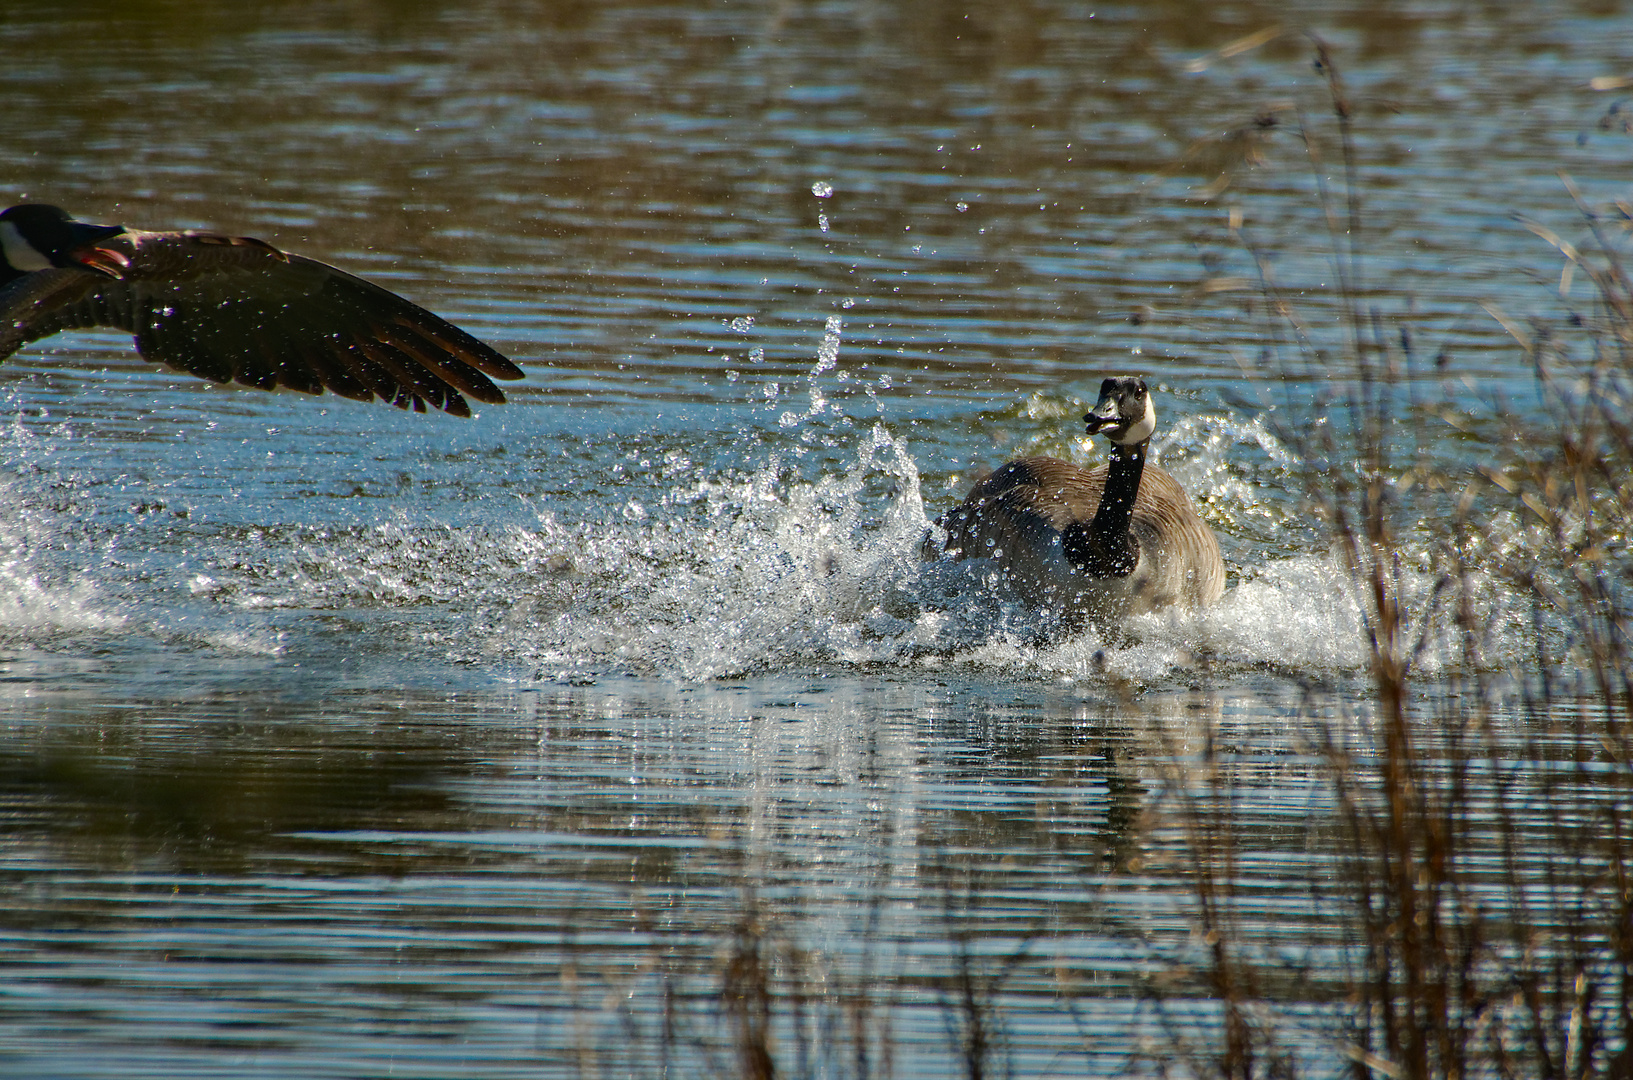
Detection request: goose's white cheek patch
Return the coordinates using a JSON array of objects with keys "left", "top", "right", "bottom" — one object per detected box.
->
[
  {"left": 0, "top": 221, "right": 53, "bottom": 272},
  {"left": 1115, "top": 397, "right": 1157, "bottom": 446}
]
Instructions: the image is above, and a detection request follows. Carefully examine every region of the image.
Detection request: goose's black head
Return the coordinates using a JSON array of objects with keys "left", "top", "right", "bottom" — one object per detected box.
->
[
  {"left": 0, "top": 204, "right": 127, "bottom": 283},
  {"left": 1083, "top": 376, "right": 1155, "bottom": 447}
]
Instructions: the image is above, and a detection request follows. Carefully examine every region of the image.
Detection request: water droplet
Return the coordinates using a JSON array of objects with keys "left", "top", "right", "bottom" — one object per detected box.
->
[
  {"left": 815, "top": 315, "right": 842, "bottom": 373},
  {"left": 810, "top": 181, "right": 834, "bottom": 198},
  {"left": 956, "top": 201, "right": 969, "bottom": 212}
]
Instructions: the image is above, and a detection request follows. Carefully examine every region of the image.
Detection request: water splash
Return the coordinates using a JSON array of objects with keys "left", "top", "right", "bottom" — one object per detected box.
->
[
  {"left": 0, "top": 388, "right": 1522, "bottom": 687},
  {"left": 495, "top": 421, "right": 1396, "bottom": 684},
  {"left": 779, "top": 315, "right": 843, "bottom": 429},
  {"left": 0, "top": 470, "right": 123, "bottom": 642},
  {"left": 517, "top": 422, "right": 931, "bottom": 681}
]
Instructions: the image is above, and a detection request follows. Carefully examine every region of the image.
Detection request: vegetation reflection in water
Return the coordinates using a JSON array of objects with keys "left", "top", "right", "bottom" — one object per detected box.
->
[{"left": 0, "top": 4, "right": 1632, "bottom": 1078}]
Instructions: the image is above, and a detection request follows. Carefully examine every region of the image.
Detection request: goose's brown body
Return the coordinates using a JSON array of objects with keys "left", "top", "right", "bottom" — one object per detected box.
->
[
  {"left": 924, "top": 378, "right": 1225, "bottom": 627},
  {"left": 929, "top": 456, "right": 1224, "bottom": 622}
]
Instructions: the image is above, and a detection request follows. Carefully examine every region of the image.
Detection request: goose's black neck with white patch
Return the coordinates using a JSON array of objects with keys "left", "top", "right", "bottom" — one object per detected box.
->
[{"left": 1064, "top": 439, "right": 1145, "bottom": 578}]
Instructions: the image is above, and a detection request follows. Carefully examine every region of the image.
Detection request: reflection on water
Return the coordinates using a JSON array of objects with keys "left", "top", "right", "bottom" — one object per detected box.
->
[
  {"left": 0, "top": 678, "right": 1300, "bottom": 1076},
  {"left": 3, "top": 0, "right": 1633, "bottom": 1075}
]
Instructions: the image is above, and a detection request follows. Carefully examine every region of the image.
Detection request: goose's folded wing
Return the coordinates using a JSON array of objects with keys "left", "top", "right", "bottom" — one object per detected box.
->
[{"left": 3, "top": 230, "right": 524, "bottom": 416}]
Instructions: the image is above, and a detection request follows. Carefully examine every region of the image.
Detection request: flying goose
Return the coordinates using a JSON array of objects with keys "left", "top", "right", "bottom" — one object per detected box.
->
[
  {"left": 0, "top": 203, "right": 523, "bottom": 416},
  {"left": 923, "top": 376, "right": 1225, "bottom": 626}
]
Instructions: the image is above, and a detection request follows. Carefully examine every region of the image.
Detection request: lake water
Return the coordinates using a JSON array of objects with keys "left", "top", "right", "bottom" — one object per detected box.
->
[{"left": 2, "top": 2, "right": 1631, "bottom": 1076}]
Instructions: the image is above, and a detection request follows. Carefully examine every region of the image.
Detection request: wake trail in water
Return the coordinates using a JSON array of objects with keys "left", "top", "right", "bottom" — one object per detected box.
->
[{"left": 0, "top": 384, "right": 1523, "bottom": 687}]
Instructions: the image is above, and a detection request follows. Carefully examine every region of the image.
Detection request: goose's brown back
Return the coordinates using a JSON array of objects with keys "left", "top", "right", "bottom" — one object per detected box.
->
[{"left": 926, "top": 456, "right": 1225, "bottom": 622}]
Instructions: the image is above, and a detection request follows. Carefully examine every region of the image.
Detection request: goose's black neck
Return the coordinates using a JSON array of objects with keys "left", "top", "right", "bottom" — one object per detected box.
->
[
  {"left": 1093, "top": 439, "right": 1145, "bottom": 538},
  {"left": 1064, "top": 439, "right": 1146, "bottom": 578}
]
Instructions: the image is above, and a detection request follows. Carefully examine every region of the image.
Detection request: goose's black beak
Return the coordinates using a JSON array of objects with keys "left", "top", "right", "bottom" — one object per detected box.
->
[
  {"left": 65, "top": 222, "right": 130, "bottom": 278},
  {"left": 70, "top": 243, "right": 130, "bottom": 277},
  {"left": 1083, "top": 396, "right": 1120, "bottom": 436}
]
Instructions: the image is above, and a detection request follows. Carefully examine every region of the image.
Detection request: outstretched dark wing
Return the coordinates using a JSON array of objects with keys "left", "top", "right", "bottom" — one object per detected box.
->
[
  {"left": 0, "top": 267, "right": 103, "bottom": 362},
  {"left": 0, "top": 229, "right": 523, "bottom": 417}
]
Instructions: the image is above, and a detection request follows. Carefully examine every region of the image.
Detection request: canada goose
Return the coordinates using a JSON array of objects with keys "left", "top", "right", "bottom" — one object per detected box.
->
[
  {"left": 0, "top": 203, "right": 523, "bottom": 416},
  {"left": 923, "top": 376, "right": 1225, "bottom": 625}
]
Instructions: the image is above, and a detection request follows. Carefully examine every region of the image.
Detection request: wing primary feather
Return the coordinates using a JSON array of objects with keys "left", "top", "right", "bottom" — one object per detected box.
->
[
  {"left": 357, "top": 340, "right": 472, "bottom": 416},
  {"left": 379, "top": 324, "right": 508, "bottom": 403},
  {"left": 289, "top": 340, "right": 372, "bottom": 401},
  {"left": 337, "top": 340, "right": 406, "bottom": 403},
  {"left": 390, "top": 314, "right": 524, "bottom": 381}
]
